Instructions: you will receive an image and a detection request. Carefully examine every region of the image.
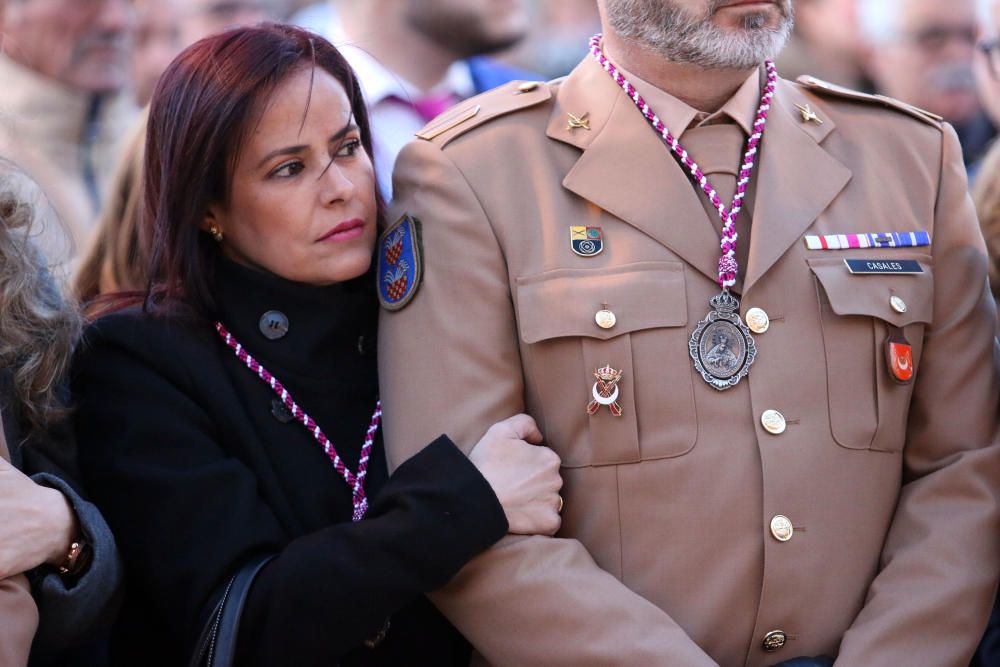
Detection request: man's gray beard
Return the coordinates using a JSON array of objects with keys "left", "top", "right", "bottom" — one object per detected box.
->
[{"left": 605, "top": 0, "right": 794, "bottom": 69}]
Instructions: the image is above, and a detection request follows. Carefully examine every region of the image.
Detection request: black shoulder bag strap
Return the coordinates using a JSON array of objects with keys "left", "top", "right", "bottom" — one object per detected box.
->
[{"left": 189, "top": 555, "right": 276, "bottom": 667}]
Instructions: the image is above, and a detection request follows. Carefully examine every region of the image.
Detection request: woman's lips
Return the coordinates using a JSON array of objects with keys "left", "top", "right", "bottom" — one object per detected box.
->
[{"left": 317, "top": 218, "right": 365, "bottom": 243}]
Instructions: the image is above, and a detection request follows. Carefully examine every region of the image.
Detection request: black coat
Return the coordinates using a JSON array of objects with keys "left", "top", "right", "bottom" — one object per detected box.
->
[{"left": 72, "top": 260, "right": 507, "bottom": 666}]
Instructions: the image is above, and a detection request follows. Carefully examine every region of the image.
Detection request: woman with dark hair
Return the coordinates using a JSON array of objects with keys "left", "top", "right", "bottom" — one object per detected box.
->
[
  {"left": 72, "top": 23, "right": 562, "bottom": 667},
  {"left": 0, "top": 160, "right": 119, "bottom": 666}
]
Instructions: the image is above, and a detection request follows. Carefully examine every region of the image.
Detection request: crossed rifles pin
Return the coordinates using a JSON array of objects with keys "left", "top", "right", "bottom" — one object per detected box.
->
[{"left": 587, "top": 364, "right": 624, "bottom": 417}]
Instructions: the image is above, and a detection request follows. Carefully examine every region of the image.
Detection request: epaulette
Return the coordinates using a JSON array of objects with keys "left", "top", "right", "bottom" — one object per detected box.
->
[
  {"left": 414, "top": 80, "right": 552, "bottom": 148},
  {"left": 796, "top": 75, "right": 943, "bottom": 128}
]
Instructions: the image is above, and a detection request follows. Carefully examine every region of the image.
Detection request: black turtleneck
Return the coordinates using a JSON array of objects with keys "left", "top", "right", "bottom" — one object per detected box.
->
[{"left": 72, "top": 259, "right": 508, "bottom": 667}]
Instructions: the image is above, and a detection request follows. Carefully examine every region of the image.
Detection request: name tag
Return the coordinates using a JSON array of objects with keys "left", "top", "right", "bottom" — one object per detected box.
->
[{"left": 844, "top": 259, "right": 924, "bottom": 274}]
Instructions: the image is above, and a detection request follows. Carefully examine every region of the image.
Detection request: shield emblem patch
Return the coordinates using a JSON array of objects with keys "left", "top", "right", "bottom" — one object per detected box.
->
[
  {"left": 378, "top": 214, "right": 423, "bottom": 311},
  {"left": 570, "top": 226, "right": 604, "bottom": 257}
]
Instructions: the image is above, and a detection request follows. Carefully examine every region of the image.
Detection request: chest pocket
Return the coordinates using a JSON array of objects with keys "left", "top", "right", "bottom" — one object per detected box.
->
[
  {"left": 515, "top": 261, "right": 696, "bottom": 468},
  {"left": 809, "top": 256, "right": 933, "bottom": 453}
]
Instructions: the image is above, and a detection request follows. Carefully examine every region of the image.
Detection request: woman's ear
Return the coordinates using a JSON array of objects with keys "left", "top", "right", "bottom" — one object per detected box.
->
[{"left": 202, "top": 208, "right": 225, "bottom": 243}]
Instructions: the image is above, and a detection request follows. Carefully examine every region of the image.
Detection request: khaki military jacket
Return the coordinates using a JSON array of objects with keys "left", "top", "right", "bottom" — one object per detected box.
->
[{"left": 380, "top": 54, "right": 1000, "bottom": 667}]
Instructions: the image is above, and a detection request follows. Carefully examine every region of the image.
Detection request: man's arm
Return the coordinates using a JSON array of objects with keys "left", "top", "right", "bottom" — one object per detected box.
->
[
  {"left": 379, "top": 138, "right": 717, "bottom": 666},
  {"left": 835, "top": 126, "right": 1000, "bottom": 666}
]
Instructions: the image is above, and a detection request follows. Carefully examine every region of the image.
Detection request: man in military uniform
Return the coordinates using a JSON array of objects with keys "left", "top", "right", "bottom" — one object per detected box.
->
[{"left": 379, "top": 0, "right": 1000, "bottom": 665}]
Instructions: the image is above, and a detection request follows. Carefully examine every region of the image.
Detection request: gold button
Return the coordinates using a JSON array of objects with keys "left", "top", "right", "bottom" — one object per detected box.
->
[
  {"left": 595, "top": 309, "right": 617, "bottom": 329},
  {"left": 770, "top": 515, "right": 794, "bottom": 542},
  {"left": 890, "top": 295, "right": 907, "bottom": 314},
  {"left": 760, "top": 409, "right": 786, "bottom": 435},
  {"left": 762, "top": 629, "right": 787, "bottom": 652},
  {"left": 517, "top": 81, "right": 540, "bottom": 92},
  {"left": 745, "top": 307, "right": 770, "bottom": 334}
]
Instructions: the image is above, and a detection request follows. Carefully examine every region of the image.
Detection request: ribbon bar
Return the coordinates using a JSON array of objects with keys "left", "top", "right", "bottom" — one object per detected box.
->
[{"left": 804, "top": 231, "right": 930, "bottom": 251}]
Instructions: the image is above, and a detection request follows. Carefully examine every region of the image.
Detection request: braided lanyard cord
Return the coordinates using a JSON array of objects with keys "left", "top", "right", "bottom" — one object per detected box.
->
[
  {"left": 588, "top": 33, "right": 778, "bottom": 289},
  {"left": 215, "top": 322, "right": 381, "bottom": 522}
]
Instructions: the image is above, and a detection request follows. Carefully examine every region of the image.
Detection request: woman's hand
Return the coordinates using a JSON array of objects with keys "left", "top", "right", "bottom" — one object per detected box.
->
[
  {"left": 469, "top": 414, "right": 563, "bottom": 536},
  {"left": 0, "top": 457, "right": 77, "bottom": 579}
]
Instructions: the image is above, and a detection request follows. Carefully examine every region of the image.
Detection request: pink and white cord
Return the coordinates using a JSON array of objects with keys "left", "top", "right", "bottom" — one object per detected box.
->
[
  {"left": 215, "top": 322, "right": 381, "bottom": 522},
  {"left": 588, "top": 33, "right": 778, "bottom": 289}
]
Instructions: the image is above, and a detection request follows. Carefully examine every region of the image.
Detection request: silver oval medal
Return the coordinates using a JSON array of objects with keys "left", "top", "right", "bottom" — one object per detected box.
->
[{"left": 689, "top": 292, "right": 756, "bottom": 391}]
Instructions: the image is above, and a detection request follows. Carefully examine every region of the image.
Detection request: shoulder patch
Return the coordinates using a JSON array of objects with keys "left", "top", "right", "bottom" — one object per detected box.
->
[
  {"left": 796, "top": 75, "right": 943, "bottom": 128},
  {"left": 377, "top": 214, "right": 423, "bottom": 311},
  {"left": 414, "top": 79, "right": 552, "bottom": 148}
]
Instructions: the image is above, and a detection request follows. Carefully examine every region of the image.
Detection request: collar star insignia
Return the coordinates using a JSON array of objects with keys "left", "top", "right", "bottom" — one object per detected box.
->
[
  {"left": 794, "top": 103, "right": 823, "bottom": 124},
  {"left": 566, "top": 112, "right": 591, "bottom": 131}
]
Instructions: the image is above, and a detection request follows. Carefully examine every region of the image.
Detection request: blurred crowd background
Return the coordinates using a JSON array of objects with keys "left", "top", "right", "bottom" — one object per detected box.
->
[{"left": 4, "top": 0, "right": 1000, "bottom": 304}]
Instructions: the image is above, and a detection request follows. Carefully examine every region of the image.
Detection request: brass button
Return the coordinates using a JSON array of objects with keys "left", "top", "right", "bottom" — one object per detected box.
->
[
  {"left": 745, "top": 307, "right": 770, "bottom": 334},
  {"left": 770, "top": 515, "right": 794, "bottom": 542},
  {"left": 259, "top": 310, "right": 289, "bottom": 340},
  {"left": 762, "top": 629, "right": 787, "bottom": 652},
  {"left": 890, "top": 295, "right": 907, "bottom": 314},
  {"left": 517, "top": 81, "right": 540, "bottom": 93},
  {"left": 760, "top": 409, "right": 786, "bottom": 435},
  {"left": 595, "top": 309, "right": 617, "bottom": 330}
]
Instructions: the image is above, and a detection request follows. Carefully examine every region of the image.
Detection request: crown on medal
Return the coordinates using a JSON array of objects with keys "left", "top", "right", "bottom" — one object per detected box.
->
[
  {"left": 594, "top": 364, "right": 622, "bottom": 382},
  {"left": 710, "top": 292, "right": 740, "bottom": 313}
]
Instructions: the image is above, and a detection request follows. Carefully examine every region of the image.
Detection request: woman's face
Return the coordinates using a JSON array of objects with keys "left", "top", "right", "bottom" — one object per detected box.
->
[{"left": 207, "top": 66, "right": 378, "bottom": 286}]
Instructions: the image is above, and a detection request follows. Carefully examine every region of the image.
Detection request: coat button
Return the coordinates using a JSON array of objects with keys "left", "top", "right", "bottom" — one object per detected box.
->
[
  {"left": 517, "top": 81, "right": 540, "bottom": 93},
  {"left": 761, "top": 409, "right": 786, "bottom": 435},
  {"left": 595, "top": 309, "right": 617, "bottom": 329},
  {"left": 890, "top": 295, "right": 907, "bottom": 314},
  {"left": 762, "top": 629, "right": 787, "bottom": 652},
  {"left": 745, "top": 307, "right": 770, "bottom": 334},
  {"left": 271, "top": 398, "right": 294, "bottom": 423},
  {"left": 259, "top": 310, "right": 289, "bottom": 340},
  {"left": 770, "top": 515, "right": 794, "bottom": 542}
]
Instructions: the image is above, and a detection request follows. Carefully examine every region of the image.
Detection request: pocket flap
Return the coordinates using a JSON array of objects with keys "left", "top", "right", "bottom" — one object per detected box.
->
[
  {"left": 516, "top": 261, "right": 688, "bottom": 343},
  {"left": 808, "top": 256, "right": 933, "bottom": 326}
]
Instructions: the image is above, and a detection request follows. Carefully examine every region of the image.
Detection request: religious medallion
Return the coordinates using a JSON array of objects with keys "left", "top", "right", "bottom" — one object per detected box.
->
[{"left": 689, "top": 292, "right": 757, "bottom": 391}]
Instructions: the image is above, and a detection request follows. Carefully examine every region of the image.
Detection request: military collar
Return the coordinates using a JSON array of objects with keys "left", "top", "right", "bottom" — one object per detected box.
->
[{"left": 612, "top": 59, "right": 762, "bottom": 137}]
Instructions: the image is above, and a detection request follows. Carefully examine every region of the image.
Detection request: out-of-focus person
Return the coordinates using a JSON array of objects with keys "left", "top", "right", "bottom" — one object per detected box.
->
[
  {"left": 177, "top": 0, "right": 273, "bottom": 46},
  {"left": 74, "top": 115, "right": 149, "bottom": 303},
  {"left": 859, "top": 0, "right": 995, "bottom": 166},
  {"left": 970, "top": 33, "right": 1000, "bottom": 667},
  {"left": 0, "top": 0, "right": 139, "bottom": 272},
  {"left": 131, "top": 0, "right": 182, "bottom": 107},
  {"left": 501, "top": 0, "right": 602, "bottom": 80},
  {"left": 327, "top": 0, "right": 537, "bottom": 198},
  {"left": 0, "top": 159, "right": 120, "bottom": 667},
  {"left": 287, "top": 0, "right": 335, "bottom": 33},
  {"left": 777, "top": 0, "right": 873, "bottom": 91}
]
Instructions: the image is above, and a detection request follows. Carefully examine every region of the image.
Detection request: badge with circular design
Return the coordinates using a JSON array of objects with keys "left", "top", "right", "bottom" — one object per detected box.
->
[{"left": 689, "top": 292, "right": 757, "bottom": 391}]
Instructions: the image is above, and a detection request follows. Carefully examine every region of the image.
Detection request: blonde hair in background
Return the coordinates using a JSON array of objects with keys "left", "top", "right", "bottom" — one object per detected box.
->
[
  {"left": 0, "top": 159, "right": 82, "bottom": 433},
  {"left": 75, "top": 113, "right": 151, "bottom": 303},
  {"left": 971, "top": 141, "right": 1000, "bottom": 306}
]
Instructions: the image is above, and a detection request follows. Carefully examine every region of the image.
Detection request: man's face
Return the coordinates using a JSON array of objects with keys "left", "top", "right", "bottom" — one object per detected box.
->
[
  {"left": 404, "top": 0, "right": 530, "bottom": 58},
  {"left": 867, "top": 0, "right": 979, "bottom": 123},
  {"left": 601, "top": 0, "right": 794, "bottom": 69},
  {"left": 1, "top": 0, "right": 135, "bottom": 93}
]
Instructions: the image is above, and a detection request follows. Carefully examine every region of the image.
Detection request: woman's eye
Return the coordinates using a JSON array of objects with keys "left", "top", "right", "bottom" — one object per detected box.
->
[
  {"left": 271, "top": 160, "right": 305, "bottom": 178},
  {"left": 336, "top": 139, "right": 362, "bottom": 158}
]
